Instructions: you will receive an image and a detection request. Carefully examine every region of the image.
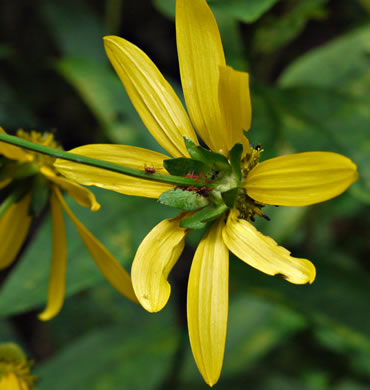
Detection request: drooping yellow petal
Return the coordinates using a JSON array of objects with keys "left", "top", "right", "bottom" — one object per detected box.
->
[
  {"left": 246, "top": 152, "right": 358, "bottom": 206},
  {"left": 0, "top": 193, "right": 32, "bottom": 270},
  {"left": 187, "top": 218, "right": 229, "bottom": 387},
  {"left": 0, "top": 373, "right": 22, "bottom": 389},
  {"left": 223, "top": 209, "right": 316, "bottom": 284},
  {"left": 54, "top": 144, "right": 173, "bottom": 198},
  {"left": 41, "top": 166, "right": 100, "bottom": 211},
  {"left": 218, "top": 65, "right": 251, "bottom": 154},
  {"left": 0, "top": 127, "right": 33, "bottom": 162},
  {"left": 176, "top": 0, "right": 227, "bottom": 154},
  {"left": 131, "top": 216, "right": 187, "bottom": 312},
  {"left": 39, "top": 189, "right": 67, "bottom": 321},
  {"left": 55, "top": 188, "right": 138, "bottom": 303},
  {"left": 104, "top": 36, "right": 198, "bottom": 158}
]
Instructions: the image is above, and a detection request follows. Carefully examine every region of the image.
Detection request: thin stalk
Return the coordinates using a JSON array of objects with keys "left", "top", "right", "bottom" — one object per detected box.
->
[{"left": 0, "top": 133, "right": 200, "bottom": 187}]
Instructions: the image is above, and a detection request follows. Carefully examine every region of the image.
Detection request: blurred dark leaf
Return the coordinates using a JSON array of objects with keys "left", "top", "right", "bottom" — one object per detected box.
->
[
  {"left": 154, "top": 0, "right": 279, "bottom": 23},
  {"left": 254, "top": 0, "right": 329, "bottom": 53},
  {"left": 0, "top": 44, "right": 14, "bottom": 60},
  {"left": 231, "top": 255, "right": 370, "bottom": 339},
  {"left": 56, "top": 57, "right": 139, "bottom": 145},
  {"left": 210, "top": 0, "right": 280, "bottom": 23},
  {"left": 56, "top": 55, "right": 174, "bottom": 153},
  {"left": 0, "top": 189, "right": 174, "bottom": 318},
  {"left": 253, "top": 85, "right": 370, "bottom": 204},
  {"left": 36, "top": 313, "right": 179, "bottom": 390},
  {"left": 279, "top": 24, "right": 370, "bottom": 94},
  {"left": 357, "top": 0, "right": 370, "bottom": 12},
  {"left": 180, "top": 293, "right": 306, "bottom": 385},
  {"left": 0, "top": 78, "right": 38, "bottom": 129},
  {"left": 41, "top": 0, "right": 106, "bottom": 63}
]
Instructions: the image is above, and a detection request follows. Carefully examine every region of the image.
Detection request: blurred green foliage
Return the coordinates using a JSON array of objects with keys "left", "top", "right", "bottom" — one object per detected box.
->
[{"left": 0, "top": 0, "right": 369, "bottom": 389}]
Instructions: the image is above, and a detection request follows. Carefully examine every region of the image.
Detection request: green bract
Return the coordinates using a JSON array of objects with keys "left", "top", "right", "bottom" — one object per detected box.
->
[{"left": 158, "top": 137, "right": 245, "bottom": 229}]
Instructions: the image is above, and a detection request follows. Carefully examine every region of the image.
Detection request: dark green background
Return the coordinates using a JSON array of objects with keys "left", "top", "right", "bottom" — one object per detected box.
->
[{"left": 0, "top": 0, "right": 369, "bottom": 388}]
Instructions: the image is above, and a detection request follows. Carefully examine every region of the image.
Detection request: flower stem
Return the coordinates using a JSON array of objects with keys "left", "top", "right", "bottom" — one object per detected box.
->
[{"left": 0, "top": 133, "right": 200, "bottom": 187}]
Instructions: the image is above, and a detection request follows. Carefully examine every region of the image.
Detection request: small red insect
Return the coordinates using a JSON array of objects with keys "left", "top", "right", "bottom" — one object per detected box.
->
[{"left": 145, "top": 167, "right": 156, "bottom": 174}]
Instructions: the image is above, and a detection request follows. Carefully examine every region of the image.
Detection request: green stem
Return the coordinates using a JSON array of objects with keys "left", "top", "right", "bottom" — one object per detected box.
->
[{"left": 0, "top": 133, "right": 200, "bottom": 187}]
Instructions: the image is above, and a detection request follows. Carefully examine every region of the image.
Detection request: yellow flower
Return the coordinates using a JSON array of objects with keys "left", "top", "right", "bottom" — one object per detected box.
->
[
  {"left": 54, "top": 0, "right": 358, "bottom": 385},
  {"left": 0, "top": 343, "right": 36, "bottom": 390},
  {"left": 0, "top": 127, "right": 137, "bottom": 321}
]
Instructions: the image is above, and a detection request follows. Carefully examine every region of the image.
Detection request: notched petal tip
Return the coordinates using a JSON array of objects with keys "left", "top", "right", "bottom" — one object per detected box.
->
[{"left": 223, "top": 210, "right": 316, "bottom": 285}]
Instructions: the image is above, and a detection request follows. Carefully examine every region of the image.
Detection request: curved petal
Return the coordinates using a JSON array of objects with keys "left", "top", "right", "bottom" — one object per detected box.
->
[
  {"left": 187, "top": 217, "right": 229, "bottom": 387},
  {"left": 41, "top": 166, "right": 100, "bottom": 211},
  {"left": 55, "top": 188, "right": 138, "bottom": 303},
  {"left": 104, "top": 36, "right": 198, "bottom": 158},
  {"left": 246, "top": 152, "right": 358, "bottom": 206},
  {"left": 0, "top": 193, "right": 32, "bottom": 270},
  {"left": 176, "top": 0, "right": 226, "bottom": 154},
  {"left": 223, "top": 210, "right": 316, "bottom": 284},
  {"left": 218, "top": 65, "right": 251, "bottom": 155},
  {"left": 0, "top": 373, "right": 21, "bottom": 388},
  {"left": 131, "top": 216, "right": 187, "bottom": 312},
  {"left": 39, "top": 189, "right": 67, "bottom": 321},
  {"left": 0, "top": 127, "right": 33, "bottom": 162},
  {"left": 54, "top": 144, "right": 173, "bottom": 199}
]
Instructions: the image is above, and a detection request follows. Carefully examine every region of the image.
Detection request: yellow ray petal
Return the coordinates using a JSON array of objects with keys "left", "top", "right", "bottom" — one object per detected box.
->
[
  {"left": 0, "top": 127, "right": 33, "bottom": 162},
  {"left": 55, "top": 188, "right": 138, "bottom": 303},
  {"left": 41, "top": 166, "right": 100, "bottom": 211},
  {"left": 223, "top": 210, "right": 316, "bottom": 284},
  {"left": 0, "top": 373, "right": 22, "bottom": 389},
  {"left": 176, "top": 0, "right": 227, "bottom": 154},
  {"left": 218, "top": 65, "right": 251, "bottom": 154},
  {"left": 246, "top": 152, "right": 358, "bottom": 206},
  {"left": 0, "top": 193, "right": 32, "bottom": 270},
  {"left": 104, "top": 36, "right": 198, "bottom": 158},
  {"left": 39, "top": 189, "right": 67, "bottom": 321},
  {"left": 54, "top": 144, "right": 173, "bottom": 199},
  {"left": 131, "top": 216, "right": 187, "bottom": 312},
  {"left": 187, "top": 218, "right": 229, "bottom": 387}
]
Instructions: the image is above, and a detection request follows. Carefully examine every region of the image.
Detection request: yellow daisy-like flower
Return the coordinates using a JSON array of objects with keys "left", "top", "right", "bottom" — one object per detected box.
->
[
  {"left": 0, "top": 343, "right": 36, "bottom": 390},
  {"left": 54, "top": 0, "right": 358, "bottom": 385},
  {"left": 0, "top": 127, "right": 137, "bottom": 321}
]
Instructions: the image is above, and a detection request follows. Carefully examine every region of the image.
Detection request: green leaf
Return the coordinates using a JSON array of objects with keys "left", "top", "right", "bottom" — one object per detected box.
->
[
  {"left": 36, "top": 314, "right": 179, "bottom": 390},
  {"left": 30, "top": 175, "right": 50, "bottom": 217},
  {"left": 0, "top": 189, "right": 175, "bottom": 318},
  {"left": 211, "top": 0, "right": 280, "bottom": 23},
  {"left": 221, "top": 187, "right": 238, "bottom": 208},
  {"left": 154, "top": 0, "right": 280, "bottom": 23},
  {"left": 279, "top": 24, "right": 370, "bottom": 93},
  {"left": 180, "top": 293, "right": 305, "bottom": 384},
  {"left": 184, "top": 137, "right": 230, "bottom": 172},
  {"left": 180, "top": 204, "right": 227, "bottom": 230},
  {"left": 163, "top": 157, "right": 209, "bottom": 177},
  {"left": 158, "top": 188, "right": 209, "bottom": 211},
  {"left": 285, "top": 87, "right": 369, "bottom": 203},
  {"left": 253, "top": 0, "right": 329, "bottom": 53},
  {"left": 230, "top": 253, "right": 370, "bottom": 339},
  {"left": 254, "top": 85, "right": 370, "bottom": 204},
  {"left": 56, "top": 57, "right": 140, "bottom": 145},
  {"left": 228, "top": 143, "right": 243, "bottom": 182},
  {"left": 0, "top": 78, "right": 37, "bottom": 129},
  {"left": 41, "top": 0, "right": 106, "bottom": 63}
]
